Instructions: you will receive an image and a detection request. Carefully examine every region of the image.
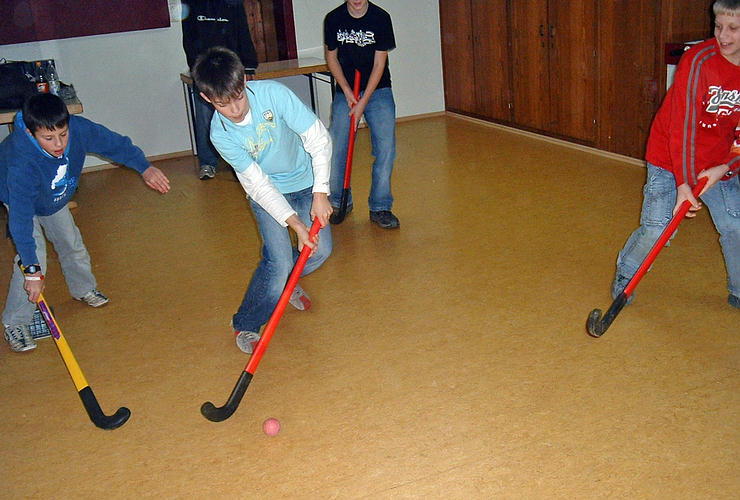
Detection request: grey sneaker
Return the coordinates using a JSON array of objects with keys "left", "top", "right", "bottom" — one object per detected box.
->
[
  {"left": 198, "top": 164, "right": 216, "bottom": 180},
  {"left": 77, "top": 289, "right": 109, "bottom": 308},
  {"left": 4, "top": 324, "right": 37, "bottom": 352},
  {"left": 729, "top": 294, "right": 740, "bottom": 310},
  {"left": 370, "top": 210, "right": 400, "bottom": 229},
  {"left": 289, "top": 285, "right": 311, "bottom": 310},
  {"left": 611, "top": 273, "right": 634, "bottom": 305},
  {"left": 234, "top": 330, "right": 260, "bottom": 354}
]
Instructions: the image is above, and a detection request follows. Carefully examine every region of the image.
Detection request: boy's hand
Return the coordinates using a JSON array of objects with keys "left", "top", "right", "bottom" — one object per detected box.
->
[
  {"left": 142, "top": 166, "right": 171, "bottom": 194},
  {"left": 286, "top": 214, "right": 317, "bottom": 256},
  {"left": 674, "top": 183, "right": 702, "bottom": 217},
  {"left": 23, "top": 272, "right": 44, "bottom": 303},
  {"left": 674, "top": 164, "right": 729, "bottom": 217},
  {"left": 310, "top": 193, "right": 333, "bottom": 227}
]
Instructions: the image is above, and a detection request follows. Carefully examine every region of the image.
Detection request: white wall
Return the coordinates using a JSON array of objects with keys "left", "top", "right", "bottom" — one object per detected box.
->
[{"left": 0, "top": 1, "right": 444, "bottom": 167}]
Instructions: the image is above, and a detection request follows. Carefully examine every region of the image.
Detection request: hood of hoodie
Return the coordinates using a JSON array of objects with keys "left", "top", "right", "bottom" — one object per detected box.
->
[{"left": 10, "top": 110, "right": 75, "bottom": 204}]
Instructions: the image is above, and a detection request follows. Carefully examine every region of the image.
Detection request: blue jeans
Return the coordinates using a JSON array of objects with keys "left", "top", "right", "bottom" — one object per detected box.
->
[
  {"left": 193, "top": 86, "right": 220, "bottom": 168},
  {"left": 616, "top": 164, "right": 740, "bottom": 298},
  {"left": 3, "top": 205, "right": 96, "bottom": 326},
  {"left": 233, "top": 187, "right": 332, "bottom": 332},
  {"left": 329, "top": 86, "right": 396, "bottom": 212}
]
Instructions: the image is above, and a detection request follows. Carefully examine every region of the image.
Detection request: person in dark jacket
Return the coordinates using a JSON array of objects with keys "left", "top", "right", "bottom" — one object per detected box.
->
[
  {"left": 182, "top": 0, "right": 259, "bottom": 180},
  {"left": 0, "top": 93, "right": 170, "bottom": 352}
]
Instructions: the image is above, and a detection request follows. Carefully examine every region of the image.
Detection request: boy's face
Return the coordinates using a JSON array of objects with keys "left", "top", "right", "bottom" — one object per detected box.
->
[
  {"left": 346, "top": 0, "right": 368, "bottom": 17},
  {"left": 201, "top": 75, "right": 250, "bottom": 123},
  {"left": 715, "top": 13, "right": 740, "bottom": 65},
  {"left": 30, "top": 125, "right": 69, "bottom": 158}
]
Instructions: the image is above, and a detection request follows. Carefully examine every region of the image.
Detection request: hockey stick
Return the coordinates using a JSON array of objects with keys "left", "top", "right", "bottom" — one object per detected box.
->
[
  {"left": 329, "top": 69, "right": 361, "bottom": 224},
  {"left": 201, "top": 218, "right": 322, "bottom": 422},
  {"left": 28, "top": 279, "right": 131, "bottom": 429},
  {"left": 587, "top": 176, "right": 708, "bottom": 337}
]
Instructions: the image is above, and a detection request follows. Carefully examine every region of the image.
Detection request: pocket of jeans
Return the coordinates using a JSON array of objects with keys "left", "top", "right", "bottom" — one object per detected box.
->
[
  {"left": 641, "top": 166, "right": 675, "bottom": 226},
  {"left": 720, "top": 177, "right": 740, "bottom": 217}
]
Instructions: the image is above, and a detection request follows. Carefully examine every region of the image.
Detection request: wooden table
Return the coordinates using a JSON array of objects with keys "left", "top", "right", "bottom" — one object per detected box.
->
[
  {"left": 0, "top": 97, "right": 83, "bottom": 128},
  {"left": 180, "top": 57, "right": 331, "bottom": 155}
]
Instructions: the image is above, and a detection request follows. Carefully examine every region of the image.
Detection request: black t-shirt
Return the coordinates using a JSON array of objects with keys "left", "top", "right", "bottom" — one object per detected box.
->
[{"left": 324, "top": 2, "right": 395, "bottom": 91}]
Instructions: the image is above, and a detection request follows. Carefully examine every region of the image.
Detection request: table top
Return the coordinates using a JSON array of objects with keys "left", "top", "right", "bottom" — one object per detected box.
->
[
  {"left": 180, "top": 57, "right": 329, "bottom": 85},
  {"left": 0, "top": 97, "right": 83, "bottom": 126}
]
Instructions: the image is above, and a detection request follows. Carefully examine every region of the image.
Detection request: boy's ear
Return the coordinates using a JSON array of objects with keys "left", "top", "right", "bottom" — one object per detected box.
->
[{"left": 199, "top": 91, "right": 212, "bottom": 104}]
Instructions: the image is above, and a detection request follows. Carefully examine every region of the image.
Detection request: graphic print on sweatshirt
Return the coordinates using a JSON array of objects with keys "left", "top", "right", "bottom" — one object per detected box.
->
[
  {"left": 701, "top": 86, "right": 740, "bottom": 129},
  {"left": 336, "top": 29, "right": 376, "bottom": 47},
  {"left": 244, "top": 120, "right": 276, "bottom": 160},
  {"left": 50, "top": 161, "right": 74, "bottom": 203}
]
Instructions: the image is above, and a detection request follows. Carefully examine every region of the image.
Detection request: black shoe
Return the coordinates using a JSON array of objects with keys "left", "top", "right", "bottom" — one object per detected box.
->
[
  {"left": 329, "top": 203, "right": 353, "bottom": 224},
  {"left": 369, "top": 210, "right": 399, "bottom": 229},
  {"left": 730, "top": 294, "right": 740, "bottom": 310}
]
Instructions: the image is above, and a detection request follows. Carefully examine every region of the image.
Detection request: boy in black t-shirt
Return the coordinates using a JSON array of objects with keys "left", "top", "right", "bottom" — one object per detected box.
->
[{"left": 324, "top": 0, "right": 400, "bottom": 228}]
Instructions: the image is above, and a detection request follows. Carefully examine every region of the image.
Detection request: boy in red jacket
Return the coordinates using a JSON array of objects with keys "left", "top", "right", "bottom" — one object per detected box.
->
[{"left": 611, "top": 0, "right": 740, "bottom": 310}]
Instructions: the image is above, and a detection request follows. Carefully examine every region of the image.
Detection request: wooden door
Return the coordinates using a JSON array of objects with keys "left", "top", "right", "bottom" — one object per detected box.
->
[
  {"left": 471, "top": 0, "right": 511, "bottom": 121},
  {"left": 548, "top": 0, "right": 597, "bottom": 143},
  {"left": 439, "top": 0, "right": 476, "bottom": 114},
  {"left": 510, "top": 0, "right": 550, "bottom": 131}
]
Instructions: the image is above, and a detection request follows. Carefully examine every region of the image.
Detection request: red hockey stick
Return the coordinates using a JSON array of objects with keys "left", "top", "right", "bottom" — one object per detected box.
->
[
  {"left": 587, "top": 176, "right": 708, "bottom": 337},
  {"left": 330, "top": 69, "right": 361, "bottom": 224},
  {"left": 201, "top": 218, "right": 322, "bottom": 421}
]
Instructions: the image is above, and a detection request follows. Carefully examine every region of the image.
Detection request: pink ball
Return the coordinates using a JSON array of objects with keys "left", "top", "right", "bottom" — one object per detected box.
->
[{"left": 263, "top": 417, "right": 280, "bottom": 436}]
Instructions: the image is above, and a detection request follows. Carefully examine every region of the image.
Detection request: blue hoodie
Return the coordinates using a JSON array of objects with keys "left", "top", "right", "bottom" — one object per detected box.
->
[{"left": 0, "top": 112, "right": 150, "bottom": 267}]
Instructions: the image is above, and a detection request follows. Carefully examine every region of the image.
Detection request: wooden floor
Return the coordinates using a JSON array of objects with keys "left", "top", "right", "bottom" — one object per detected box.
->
[{"left": 1, "top": 115, "right": 738, "bottom": 498}]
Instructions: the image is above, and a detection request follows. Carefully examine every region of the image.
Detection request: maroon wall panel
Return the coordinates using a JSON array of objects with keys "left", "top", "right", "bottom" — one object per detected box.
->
[{"left": 1, "top": 1, "right": 170, "bottom": 45}]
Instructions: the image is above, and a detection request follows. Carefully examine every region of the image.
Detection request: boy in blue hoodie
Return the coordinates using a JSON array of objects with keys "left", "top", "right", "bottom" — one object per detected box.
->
[{"left": 0, "top": 93, "right": 170, "bottom": 352}]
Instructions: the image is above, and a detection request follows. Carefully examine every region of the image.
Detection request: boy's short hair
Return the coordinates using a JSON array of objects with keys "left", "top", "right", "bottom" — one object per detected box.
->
[
  {"left": 22, "top": 93, "right": 69, "bottom": 134},
  {"left": 714, "top": 0, "right": 740, "bottom": 16},
  {"left": 192, "top": 46, "right": 246, "bottom": 101}
]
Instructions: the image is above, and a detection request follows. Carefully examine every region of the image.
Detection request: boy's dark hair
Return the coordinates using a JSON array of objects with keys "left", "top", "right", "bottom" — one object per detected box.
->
[
  {"left": 192, "top": 46, "right": 246, "bottom": 101},
  {"left": 714, "top": 0, "right": 740, "bottom": 16},
  {"left": 22, "top": 93, "right": 69, "bottom": 134}
]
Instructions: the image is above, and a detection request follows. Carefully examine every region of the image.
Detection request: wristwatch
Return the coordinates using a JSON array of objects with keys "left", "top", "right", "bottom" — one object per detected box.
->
[{"left": 23, "top": 264, "right": 42, "bottom": 274}]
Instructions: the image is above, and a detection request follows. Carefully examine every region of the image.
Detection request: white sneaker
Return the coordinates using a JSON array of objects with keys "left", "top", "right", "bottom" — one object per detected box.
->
[
  {"left": 77, "top": 289, "right": 109, "bottom": 308},
  {"left": 289, "top": 285, "right": 311, "bottom": 311},
  {"left": 234, "top": 330, "right": 260, "bottom": 354},
  {"left": 4, "top": 324, "right": 37, "bottom": 352}
]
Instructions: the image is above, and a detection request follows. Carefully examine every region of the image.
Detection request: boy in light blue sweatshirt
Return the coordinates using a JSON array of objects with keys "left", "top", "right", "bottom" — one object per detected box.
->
[
  {"left": 0, "top": 93, "right": 170, "bottom": 352},
  {"left": 192, "top": 46, "right": 333, "bottom": 354}
]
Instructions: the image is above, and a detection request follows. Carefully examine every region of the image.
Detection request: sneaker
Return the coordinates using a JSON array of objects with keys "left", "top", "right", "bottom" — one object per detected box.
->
[
  {"left": 370, "top": 210, "right": 400, "bottom": 229},
  {"left": 198, "top": 164, "right": 216, "bottom": 180},
  {"left": 289, "top": 285, "right": 311, "bottom": 311},
  {"left": 4, "top": 324, "right": 37, "bottom": 352},
  {"left": 76, "top": 289, "right": 109, "bottom": 308},
  {"left": 234, "top": 330, "right": 260, "bottom": 354},
  {"left": 611, "top": 273, "right": 634, "bottom": 305},
  {"left": 329, "top": 203, "right": 353, "bottom": 224},
  {"left": 729, "top": 294, "right": 740, "bottom": 310}
]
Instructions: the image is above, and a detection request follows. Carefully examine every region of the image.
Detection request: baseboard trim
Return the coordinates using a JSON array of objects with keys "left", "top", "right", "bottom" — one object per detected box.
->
[{"left": 446, "top": 112, "right": 645, "bottom": 167}]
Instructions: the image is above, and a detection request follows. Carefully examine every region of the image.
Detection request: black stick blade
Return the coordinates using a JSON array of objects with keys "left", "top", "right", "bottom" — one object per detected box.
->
[
  {"left": 78, "top": 386, "right": 131, "bottom": 430},
  {"left": 586, "top": 293, "right": 629, "bottom": 338},
  {"left": 587, "top": 309, "right": 605, "bottom": 337},
  {"left": 201, "top": 371, "right": 253, "bottom": 422}
]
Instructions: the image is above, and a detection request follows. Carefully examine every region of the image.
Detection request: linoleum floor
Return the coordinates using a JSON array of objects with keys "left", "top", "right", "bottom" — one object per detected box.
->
[{"left": 1, "top": 115, "right": 738, "bottom": 499}]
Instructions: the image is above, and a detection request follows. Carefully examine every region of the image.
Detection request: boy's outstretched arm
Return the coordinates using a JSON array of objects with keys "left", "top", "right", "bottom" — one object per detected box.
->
[{"left": 141, "top": 166, "right": 170, "bottom": 194}]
